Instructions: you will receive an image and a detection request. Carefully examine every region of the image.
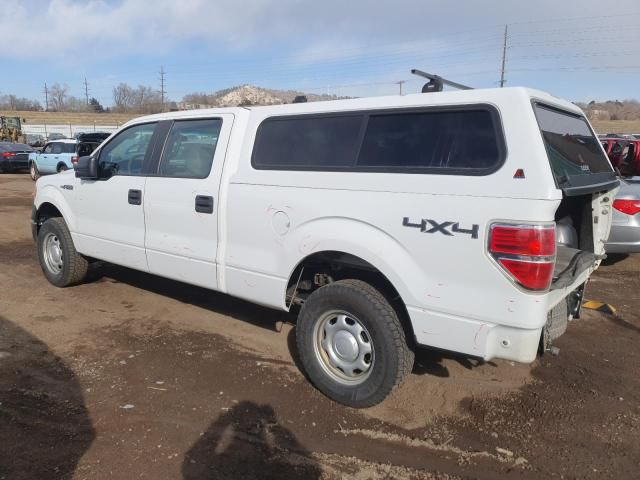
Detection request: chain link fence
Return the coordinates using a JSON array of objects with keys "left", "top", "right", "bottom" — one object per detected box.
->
[{"left": 22, "top": 123, "right": 120, "bottom": 140}]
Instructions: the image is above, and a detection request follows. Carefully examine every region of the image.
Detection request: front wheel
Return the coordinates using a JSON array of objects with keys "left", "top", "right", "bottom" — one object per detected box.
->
[
  {"left": 296, "top": 279, "right": 414, "bottom": 408},
  {"left": 37, "top": 217, "right": 88, "bottom": 287},
  {"left": 30, "top": 162, "right": 40, "bottom": 181}
]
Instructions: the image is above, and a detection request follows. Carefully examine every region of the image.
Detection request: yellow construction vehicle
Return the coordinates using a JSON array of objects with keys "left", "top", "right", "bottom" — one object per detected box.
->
[{"left": 0, "top": 116, "right": 25, "bottom": 143}]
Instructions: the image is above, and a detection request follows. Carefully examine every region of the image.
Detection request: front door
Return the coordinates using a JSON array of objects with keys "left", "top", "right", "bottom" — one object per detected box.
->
[
  {"left": 143, "top": 115, "right": 233, "bottom": 290},
  {"left": 37, "top": 142, "right": 57, "bottom": 173},
  {"left": 73, "top": 122, "right": 159, "bottom": 271}
]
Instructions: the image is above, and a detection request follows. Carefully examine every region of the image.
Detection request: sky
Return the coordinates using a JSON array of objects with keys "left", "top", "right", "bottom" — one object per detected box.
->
[{"left": 1, "top": 0, "right": 639, "bottom": 107}]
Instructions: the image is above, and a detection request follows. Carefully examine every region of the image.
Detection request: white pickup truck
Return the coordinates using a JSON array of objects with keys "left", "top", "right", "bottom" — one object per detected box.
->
[{"left": 32, "top": 87, "right": 618, "bottom": 407}]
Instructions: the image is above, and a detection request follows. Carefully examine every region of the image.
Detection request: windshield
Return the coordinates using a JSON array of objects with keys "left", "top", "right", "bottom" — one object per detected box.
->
[
  {"left": 534, "top": 104, "right": 613, "bottom": 187},
  {"left": 2, "top": 117, "right": 21, "bottom": 129}
]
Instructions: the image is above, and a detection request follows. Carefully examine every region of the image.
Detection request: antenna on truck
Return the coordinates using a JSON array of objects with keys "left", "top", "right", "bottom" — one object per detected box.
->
[{"left": 411, "top": 69, "right": 473, "bottom": 93}]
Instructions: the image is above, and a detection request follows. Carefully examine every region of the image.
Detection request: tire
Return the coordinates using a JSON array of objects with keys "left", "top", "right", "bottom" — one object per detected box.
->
[
  {"left": 30, "top": 162, "right": 40, "bottom": 181},
  {"left": 57, "top": 163, "right": 68, "bottom": 173},
  {"left": 37, "top": 217, "right": 88, "bottom": 287},
  {"left": 296, "top": 279, "right": 414, "bottom": 408}
]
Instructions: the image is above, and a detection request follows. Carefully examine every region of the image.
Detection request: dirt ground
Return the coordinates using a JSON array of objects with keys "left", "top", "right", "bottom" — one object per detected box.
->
[{"left": 1, "top": 173, "right": 639, "bottom": 480}]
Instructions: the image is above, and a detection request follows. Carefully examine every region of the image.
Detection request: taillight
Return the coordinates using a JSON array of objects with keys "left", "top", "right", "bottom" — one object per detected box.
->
[
  {"left": 2, "top": 152, "right": 16, "bottom": 158},
  {"left": 71, "top": 156, "right": 79, "bottom": 165},
  {"left": 613, "top": 199, "right": 640, "bottom": 216},
  {"left": 489, "top": 223, "right": 556, "bottom": 291}
]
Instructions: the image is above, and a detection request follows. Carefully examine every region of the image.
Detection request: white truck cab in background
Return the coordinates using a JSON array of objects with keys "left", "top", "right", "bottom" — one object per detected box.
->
[{"left": 32, "top": 87, "right": 618, "bottom": 407}]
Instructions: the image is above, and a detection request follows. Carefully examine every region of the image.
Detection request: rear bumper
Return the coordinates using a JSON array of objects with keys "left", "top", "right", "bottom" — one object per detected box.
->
[
  {"left": 408, "top": 274, "right": 591, "bottom": 363},
  {"left": 407, "top": 306, "right": 541, "bottom": 363},
  {"left": 0, "top": 159, "right": 29, "bottom": 170},
  {"left": 605, "top": 224, "right": 640, "bottom": 253}
]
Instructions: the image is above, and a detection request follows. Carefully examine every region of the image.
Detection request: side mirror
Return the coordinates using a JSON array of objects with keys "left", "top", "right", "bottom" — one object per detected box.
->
[{"left": 75, "top": 155, "right": 98, "bottom": 180}]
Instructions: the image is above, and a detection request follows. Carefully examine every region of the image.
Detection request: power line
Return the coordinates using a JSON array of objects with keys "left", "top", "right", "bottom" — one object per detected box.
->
[
  {"left": 83, "top": 77, "right": 90, "bottom": 104},
  {"left": 159, "top": 66, "right": 166, "bottom": 112},
  {"left": 43, "top": 83, "right": 49, "bottom": 111}
]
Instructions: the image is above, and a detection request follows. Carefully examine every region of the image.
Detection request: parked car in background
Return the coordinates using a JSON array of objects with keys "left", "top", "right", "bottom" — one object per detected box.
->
[
  {"left": 29, "top": 137, "right": 106, "bottom": 180},
  {"left": 0, "top": 142, "right": 34, "bottom": 173},
  {"left": 46, "top": 133, "right": 68, "bottom": 141},
  {"left": 74, "top": 131, "right": 112, "bottom": 143},
  {"left": 25, "top": 134, "right": 46, "bottom": 148},
  {"left": 605, "top": 177, "right": 640, "bottom": 254},
  {"left": 601, "top": 138, "right": 640, "bottom": 177}
]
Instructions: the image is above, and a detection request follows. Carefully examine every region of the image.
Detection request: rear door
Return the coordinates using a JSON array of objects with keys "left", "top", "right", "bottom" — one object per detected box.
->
[{"left": 143, "top": 115, "right": 233, "bottom": 290}]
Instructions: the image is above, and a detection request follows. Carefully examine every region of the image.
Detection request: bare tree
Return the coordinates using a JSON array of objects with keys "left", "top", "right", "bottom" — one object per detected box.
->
[
  {"left": 48, "top": 83, "right": 69, "bottom": 111},
  {"left": 112, "top": 83, "right": 163, "bottom": 113},
  {"left": 112, "top": 83, "right": 133, "bottom": 112}
]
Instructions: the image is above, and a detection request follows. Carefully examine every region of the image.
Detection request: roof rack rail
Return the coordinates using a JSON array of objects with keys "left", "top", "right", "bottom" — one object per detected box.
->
[{"left": 411, "top": 69, "right": 473, "bottom": 93}]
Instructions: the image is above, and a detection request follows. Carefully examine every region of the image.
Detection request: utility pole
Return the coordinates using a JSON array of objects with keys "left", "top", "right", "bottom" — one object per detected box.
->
[
  {"left": 159, "top": 66, "right": 166, "bottom": 112},
  {"left": 43, "top": 83, "right": 49, "bottom": 111},
  {"left": 396, "top": 80, "right": 406, "bottom": 96},
  {"left": 83, "top": 77, "right": 90, "bottom": 105},
  {"left": 500, "top": 24, "right": 508, "bottom": 88}
]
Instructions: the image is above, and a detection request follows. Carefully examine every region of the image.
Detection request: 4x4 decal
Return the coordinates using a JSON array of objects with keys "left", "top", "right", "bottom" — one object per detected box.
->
[{"left": 402, "top": 217, "right": 479, "bottom": 239}]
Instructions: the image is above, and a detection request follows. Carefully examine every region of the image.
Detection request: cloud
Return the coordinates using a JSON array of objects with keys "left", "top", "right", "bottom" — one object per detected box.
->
[
  {"left": 1, "top": 0, "right": 638, "bottom": 101},
  {"left": 2, "top": 0, "right": 638, "bottom": 62}
]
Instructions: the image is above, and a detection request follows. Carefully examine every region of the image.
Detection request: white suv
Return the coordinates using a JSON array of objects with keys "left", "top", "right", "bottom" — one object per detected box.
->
[{"left": 32, "top": 87, "right": 618, "bottom": 407}]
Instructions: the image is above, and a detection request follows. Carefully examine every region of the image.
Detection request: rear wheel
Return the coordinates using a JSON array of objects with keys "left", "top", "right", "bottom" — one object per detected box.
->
[
  {"left": 30, "top": 162, "right": 40, "bottom": 181},
  {"left": 57, "top": 163, "right": 68, "bottom": 173},
  {"left": 37, "top": 217, "right": 88, "bottom": 287},
  {"left": 296, "top": 279, "right": 414, "bottom": 408}
]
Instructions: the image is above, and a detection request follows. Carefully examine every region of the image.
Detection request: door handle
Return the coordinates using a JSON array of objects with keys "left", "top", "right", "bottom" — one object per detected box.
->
[
  {"left": 128, "top": 189, "right": 142, "bottom": 205},
  {"left": 195, "top": 195, "right": 214, "bottom": 214}
]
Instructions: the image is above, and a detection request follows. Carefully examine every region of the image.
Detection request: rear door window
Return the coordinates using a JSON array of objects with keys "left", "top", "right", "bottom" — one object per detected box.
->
[
  {"left": 157, "top": 119, "right": 222, "bottom": 178},
  {"left": 61, "top": 143, "right": 76, "bottom": 154}
]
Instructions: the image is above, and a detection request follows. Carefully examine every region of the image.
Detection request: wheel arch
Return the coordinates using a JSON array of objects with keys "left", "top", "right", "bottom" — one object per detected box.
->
[
  {"left": 34, "top": 187, "right": 77, "bottom": 235},
  {"left": 285, "top": 249, "right": 417, "bottom": 346}
]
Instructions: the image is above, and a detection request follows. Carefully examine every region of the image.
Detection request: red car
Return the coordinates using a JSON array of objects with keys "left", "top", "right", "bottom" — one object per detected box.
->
[{"left": 601, "top": 138, "right": 640, "bottom": 177}]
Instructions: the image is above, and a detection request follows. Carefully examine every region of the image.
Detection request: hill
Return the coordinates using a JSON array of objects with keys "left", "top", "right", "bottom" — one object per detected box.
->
[{"left": 179, "top": 84, "right": 344, "bottom": 109}]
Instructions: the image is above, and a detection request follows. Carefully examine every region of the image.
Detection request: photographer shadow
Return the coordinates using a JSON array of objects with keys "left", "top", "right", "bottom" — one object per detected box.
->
[
  {"left": 182, "top": 401, "right": 321, "bottom": 480},
  {"left": 0, "top": 316, "right": 95, "bottom": 479}
]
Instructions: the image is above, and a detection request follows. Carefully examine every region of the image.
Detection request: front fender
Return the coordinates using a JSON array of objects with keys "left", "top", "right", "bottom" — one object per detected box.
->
[
  {"left": 34, "top": 183, "right": 77, "bottom": 233},
  {"left": 284, "top": 216, "right": 424, "bottom": 308}
]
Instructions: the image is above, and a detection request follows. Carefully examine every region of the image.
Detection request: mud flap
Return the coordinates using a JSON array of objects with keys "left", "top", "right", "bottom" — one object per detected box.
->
[{"left": 542, "top": 298, "right": 569, "bottom": 352}]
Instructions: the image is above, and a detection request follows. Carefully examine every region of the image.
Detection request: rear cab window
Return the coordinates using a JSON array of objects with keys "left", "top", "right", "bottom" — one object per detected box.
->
[{"left": 533, "top": 103, "right": 616, "bottom": 193}]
